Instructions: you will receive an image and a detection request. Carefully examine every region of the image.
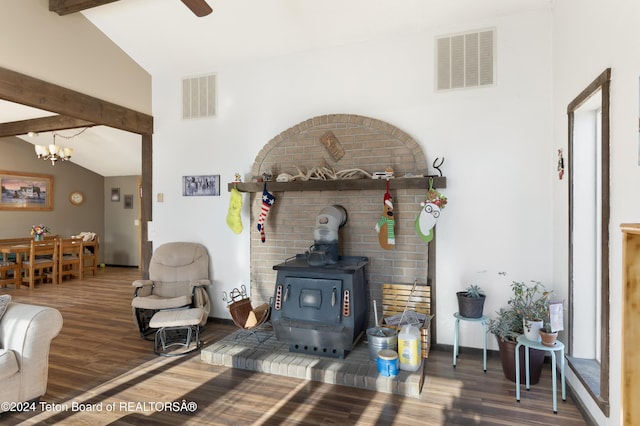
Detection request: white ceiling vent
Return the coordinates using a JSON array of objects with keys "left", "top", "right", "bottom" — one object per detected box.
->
[
  {"left": 436, "top": 29, "right": 495, "bottom": 91},
  {"left": 182, "top": 73, "right": 217, "bottom": 119}
]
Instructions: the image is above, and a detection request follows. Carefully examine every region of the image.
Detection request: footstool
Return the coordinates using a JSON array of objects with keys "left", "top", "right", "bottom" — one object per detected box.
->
[{"left": 149, "top": 307, "right": 205, "bottom": 356}]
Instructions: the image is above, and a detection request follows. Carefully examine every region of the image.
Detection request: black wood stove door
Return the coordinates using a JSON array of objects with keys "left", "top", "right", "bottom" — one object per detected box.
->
[{"left": 280, "top": 276, "right": 343, "bottom": 324}]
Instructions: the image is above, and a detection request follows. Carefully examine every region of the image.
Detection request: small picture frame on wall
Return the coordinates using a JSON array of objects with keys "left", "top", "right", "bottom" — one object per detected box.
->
[
  {"left": 111, "top": 187, "right": 120, "bottom": 201},
  {"left": 182, "top": 174, "right": 220, "bottom": 196},
  {"left": 124, "top": 194, "right": 133, "bottom": 209}
]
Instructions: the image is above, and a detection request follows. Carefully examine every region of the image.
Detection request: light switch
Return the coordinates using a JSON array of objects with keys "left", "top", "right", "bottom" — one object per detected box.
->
[{"left": 157, "top": 193, "right": 164, "bottom": 202}]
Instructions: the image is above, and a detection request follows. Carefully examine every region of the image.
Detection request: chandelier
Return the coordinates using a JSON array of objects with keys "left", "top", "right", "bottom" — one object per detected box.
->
[{"left": 33, "top": 128, "right": 87, "bottom": 165}]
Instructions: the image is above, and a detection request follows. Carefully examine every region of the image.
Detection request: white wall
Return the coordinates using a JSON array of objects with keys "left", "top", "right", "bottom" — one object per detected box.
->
[
  {"left": 551, "top": 1, "right": 640, "bottom": 424},
  {"left": 150, "top": 9, "right": 555, "bottom": 344}
]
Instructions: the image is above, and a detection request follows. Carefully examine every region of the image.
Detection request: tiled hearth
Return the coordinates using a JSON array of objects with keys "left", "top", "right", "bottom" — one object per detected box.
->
[{"left": 201, "top": 327, "right": 425, "bottom": 398}]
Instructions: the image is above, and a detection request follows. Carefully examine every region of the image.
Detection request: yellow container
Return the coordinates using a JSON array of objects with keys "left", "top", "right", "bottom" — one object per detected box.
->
[{"left": 398, "top": 324, "right": 422, "bottom": 371}]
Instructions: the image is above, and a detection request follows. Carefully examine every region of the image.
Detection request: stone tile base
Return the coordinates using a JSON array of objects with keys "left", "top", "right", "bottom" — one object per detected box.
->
[{"left": 200, "top": 328, "right": 424, "bottom": 397}]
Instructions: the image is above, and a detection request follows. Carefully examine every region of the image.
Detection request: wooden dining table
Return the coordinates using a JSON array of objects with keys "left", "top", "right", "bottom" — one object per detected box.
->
[{"left": 0, "top": 244, "right": 30, "bottom": 289}]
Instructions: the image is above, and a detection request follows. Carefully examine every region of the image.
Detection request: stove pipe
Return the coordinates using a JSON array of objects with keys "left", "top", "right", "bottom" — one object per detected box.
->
[{"left": 312, "top": 205, "right": 347, "bottom": 263}]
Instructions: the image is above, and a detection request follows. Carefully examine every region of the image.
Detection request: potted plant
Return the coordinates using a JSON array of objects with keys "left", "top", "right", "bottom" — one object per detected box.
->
[
  {"left": 456, "top": 284, "right": 486, "bottom": 318},
  {"left": 509, "top": 280, "right": 551, "bottom": 342},
  {"left": 539, "top": 322, "right": 558, "bottom": 347},
  {"left": 488, "top": 280, "right": 547, "bottom": 384}
]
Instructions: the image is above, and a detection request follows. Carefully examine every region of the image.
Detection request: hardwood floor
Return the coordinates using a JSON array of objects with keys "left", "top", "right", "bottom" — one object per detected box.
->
[{"left": 0, "top": 267, "right": 587, "bottom": 425}]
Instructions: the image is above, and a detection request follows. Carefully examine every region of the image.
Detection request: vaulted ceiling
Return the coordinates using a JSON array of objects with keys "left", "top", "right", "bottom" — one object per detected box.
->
[
  {"left": 2, "top": 0, "right": 552, "bottom": 176},
  {"left": 0, "top": 65, "right": 151, "bottom": 177}
]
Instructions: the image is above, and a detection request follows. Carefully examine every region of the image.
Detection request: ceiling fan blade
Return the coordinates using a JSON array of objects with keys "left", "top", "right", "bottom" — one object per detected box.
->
[{"left": 181, "top": 0, "right": 213, "bottom": 17}]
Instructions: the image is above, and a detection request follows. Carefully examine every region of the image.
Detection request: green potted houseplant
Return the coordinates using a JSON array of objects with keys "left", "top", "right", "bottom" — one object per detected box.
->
[
  {"left": 509, "top": 280, "right": 551, "bottom": 342},
  {"left": 488, "top": 280, "right": 547, "bottom": 384},
  {"left": 456, "top": 284, "right": 486, "bottom": 318}
]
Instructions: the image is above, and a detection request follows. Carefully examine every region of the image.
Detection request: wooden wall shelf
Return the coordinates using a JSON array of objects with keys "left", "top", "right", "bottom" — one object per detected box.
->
[{"left": 227, "top": 176, "right": 446, "bottom": 193}]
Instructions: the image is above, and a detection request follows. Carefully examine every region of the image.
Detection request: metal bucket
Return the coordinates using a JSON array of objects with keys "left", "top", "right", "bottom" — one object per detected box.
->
[{"left": 366, "top": 327, "right": 398, "bottom": 361}]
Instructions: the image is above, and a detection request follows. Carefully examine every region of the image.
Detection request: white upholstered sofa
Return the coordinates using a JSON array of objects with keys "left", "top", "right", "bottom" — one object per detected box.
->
[{"left": 0, "top": 302, "right": 63, "bottom": 411}]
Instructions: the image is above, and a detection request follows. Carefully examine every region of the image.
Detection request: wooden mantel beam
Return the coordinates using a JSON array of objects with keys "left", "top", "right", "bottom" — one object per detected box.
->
[
  {"left": 0, "top": 66, "right": 153, "bottom": 135},
  {"left": 0, "top": 115, "right": 95, "bottom": 138},
  {"left": 49, "top": 0, "right": 120, "bottom": 15}
]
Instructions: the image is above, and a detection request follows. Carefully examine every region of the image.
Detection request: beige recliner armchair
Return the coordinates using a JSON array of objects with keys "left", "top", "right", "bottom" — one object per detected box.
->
[
  {"left": 132, "top": 242, "right": 211, "bottom": 339},
  {"left": 0, "top": 302, "right": 63, "bottom": 411}
]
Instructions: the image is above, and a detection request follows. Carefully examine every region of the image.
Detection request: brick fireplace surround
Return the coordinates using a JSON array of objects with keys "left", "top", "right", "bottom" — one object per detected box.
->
[{"left": 246, "top": 114, "right": 436, "bottom": 330}]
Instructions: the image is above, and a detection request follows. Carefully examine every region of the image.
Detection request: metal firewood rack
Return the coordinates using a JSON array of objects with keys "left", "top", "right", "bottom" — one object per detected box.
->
[{"left": 223, "top": 285, "right": 271, "bottom": 343}]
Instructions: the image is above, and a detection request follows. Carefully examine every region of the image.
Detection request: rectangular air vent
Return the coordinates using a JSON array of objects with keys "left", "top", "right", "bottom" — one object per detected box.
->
[
  {"left": 182, "top": 73, "right": 217, "bottom": 119},
  {"left": 436, "top": 28, "right": 495, "bottom": 91}
]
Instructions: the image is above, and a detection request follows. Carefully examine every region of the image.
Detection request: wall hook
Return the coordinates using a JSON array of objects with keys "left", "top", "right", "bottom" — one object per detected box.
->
[{"left": 433, "top": 157, "right": 444, "bottom": 177}]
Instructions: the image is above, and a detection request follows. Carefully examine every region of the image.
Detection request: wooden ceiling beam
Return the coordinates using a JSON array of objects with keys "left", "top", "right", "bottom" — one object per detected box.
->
[
  {"left": 0, "top": 66, "right": 153, "bottom": 135},
  {"left": 0, "top": 115, "right": 95, "bottom": 138},
  {"left": 181, "top": 0, "right": 213, "bottom": 17},
  {"left": 49, "top": 0, "right": 120, "bottom": 16}
]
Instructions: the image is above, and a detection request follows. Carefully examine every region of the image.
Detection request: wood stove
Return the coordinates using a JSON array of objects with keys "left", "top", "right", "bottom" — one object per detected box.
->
[{"left": 271, "top": 254, "right": 368, "bottom": 359}]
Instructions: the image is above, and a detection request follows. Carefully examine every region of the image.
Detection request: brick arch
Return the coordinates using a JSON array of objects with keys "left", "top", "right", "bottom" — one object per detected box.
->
[
  {"left": 248, "top": 113, "right": 432, "bottom": 331},
  {"left": 251, "top": 114, "right": 428, "bottom": 179}
]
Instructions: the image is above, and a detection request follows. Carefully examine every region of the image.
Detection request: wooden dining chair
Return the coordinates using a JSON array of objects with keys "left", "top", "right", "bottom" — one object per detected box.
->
[
  {"left": 58, "top": 238, "right": 83, "bottom": 282},
  {"left": 22, "top": 238, "right": 58, "bottom": 289},
  {"left": 0, "top": 260, "right": 19, "bottom": 289},
  {"left": 81, "top": 235, "right": 99, "bottom": 277}
]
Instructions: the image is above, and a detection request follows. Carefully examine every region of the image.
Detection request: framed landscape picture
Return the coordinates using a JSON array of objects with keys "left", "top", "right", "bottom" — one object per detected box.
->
[
  {"left": 182, "top": 174, "right": 220, "bottom": 196},
  {"left": 0, "top": 171, "right": 53, "bottom": 211}
]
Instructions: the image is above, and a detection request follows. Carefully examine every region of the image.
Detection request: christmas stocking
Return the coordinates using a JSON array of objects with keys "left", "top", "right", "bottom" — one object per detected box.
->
[
  {"left": 257, "top": 184, "right": 276, "bottom": 243},
  {"left": 415, "top": 178, "right": 447, "bottom": 243},
  {"left": 415, "top": 202, "right": 439, "bottom": 242},
  {"left": 375, "top": 184, "right": 395, "bottom": 250},
  {"left": 226, "top": 186, "right": 243, "bottom": 234}
]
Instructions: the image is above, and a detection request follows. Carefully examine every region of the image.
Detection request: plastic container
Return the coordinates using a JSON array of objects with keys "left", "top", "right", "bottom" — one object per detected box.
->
[
  {"left": 398, "top": 323, "right": 422, "bottom": 371},
  {"left": 377, "top": 349, "right": 399, "bottom": 376}
]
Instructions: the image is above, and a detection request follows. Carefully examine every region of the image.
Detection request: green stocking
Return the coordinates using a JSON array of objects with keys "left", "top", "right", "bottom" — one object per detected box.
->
[{"left": 226, "top": 187, "right": 243, "bottom": 234}]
